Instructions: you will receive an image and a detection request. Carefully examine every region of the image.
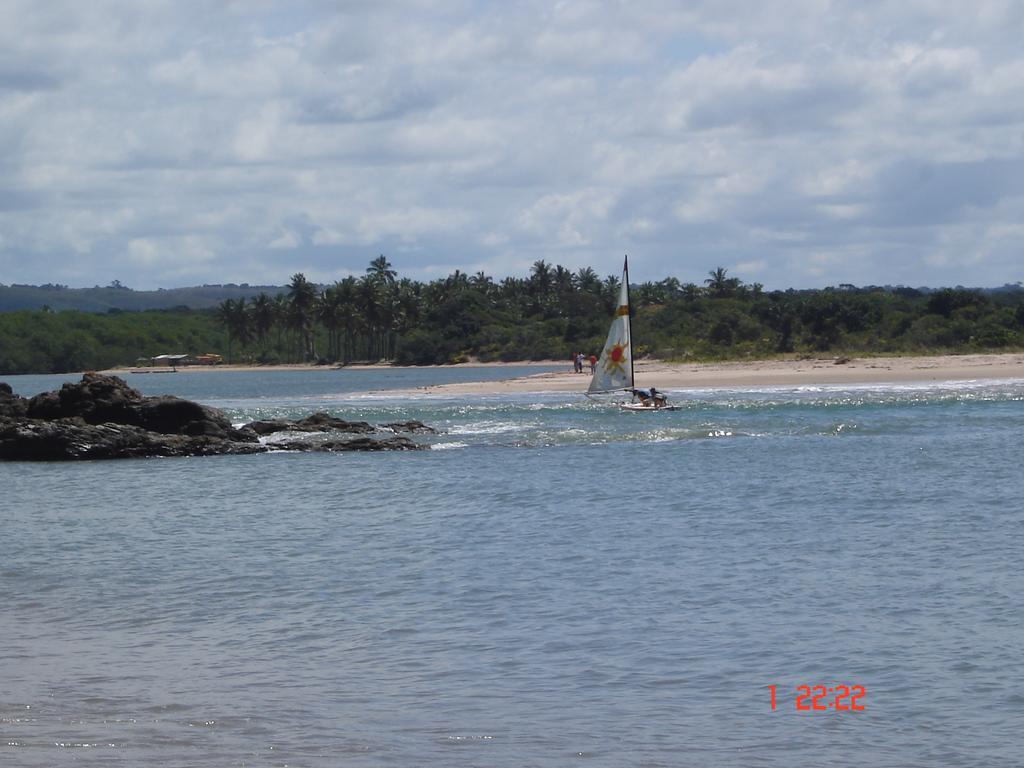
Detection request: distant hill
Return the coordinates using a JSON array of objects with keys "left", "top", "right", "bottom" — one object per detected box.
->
[{"left": 0, "top": 283, "right": 289, "bottom": 312}]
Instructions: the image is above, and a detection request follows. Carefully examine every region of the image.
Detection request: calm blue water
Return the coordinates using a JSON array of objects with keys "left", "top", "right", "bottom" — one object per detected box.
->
[{"left": 3, "top": 368, "right": 1024, "bottom": 767}]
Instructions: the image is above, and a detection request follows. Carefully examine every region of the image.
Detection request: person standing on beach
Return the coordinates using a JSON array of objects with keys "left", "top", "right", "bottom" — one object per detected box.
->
[{"left": 589, "top": 353, "right": 597, "bottom": 374}]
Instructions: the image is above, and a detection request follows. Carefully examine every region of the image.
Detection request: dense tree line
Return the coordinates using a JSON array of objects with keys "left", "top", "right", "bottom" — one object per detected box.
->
[
  {"left": 1, "top": 257, "right": 1022, "bottom": 374},
  {"left": 0, "top": 308, "right": 223, "bottom": 374},
  {"left": 0, "top": 281, "right": 282, "bottom": 312}
]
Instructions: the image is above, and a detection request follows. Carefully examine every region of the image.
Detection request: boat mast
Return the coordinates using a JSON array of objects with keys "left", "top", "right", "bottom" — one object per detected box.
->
[{"left": 624, "top": 254, "right": 633, "bottom": 390}]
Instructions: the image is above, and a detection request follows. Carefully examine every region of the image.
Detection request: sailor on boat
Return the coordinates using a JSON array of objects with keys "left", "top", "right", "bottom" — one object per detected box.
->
[
  {"left": 631, "top": 386, "right": 668, "bottom": 408},
  {"left": 586, "top": 256, "right": 677, "bottom": 411}
]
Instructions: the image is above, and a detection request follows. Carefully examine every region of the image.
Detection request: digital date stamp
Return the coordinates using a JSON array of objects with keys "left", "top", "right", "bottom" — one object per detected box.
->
[{"left": 768, "top": 684, "right": 866, "bottom": 712}]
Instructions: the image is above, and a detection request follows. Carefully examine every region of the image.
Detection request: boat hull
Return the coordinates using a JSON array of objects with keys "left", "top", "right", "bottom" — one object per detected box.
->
[{"left": 617, "top": 403, "right": 681, "bottom": 412}]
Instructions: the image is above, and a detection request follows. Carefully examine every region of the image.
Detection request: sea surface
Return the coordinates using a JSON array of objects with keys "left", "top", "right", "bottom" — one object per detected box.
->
[{"left": 3, "top": 366, "right": 1024, "bottom": 767}]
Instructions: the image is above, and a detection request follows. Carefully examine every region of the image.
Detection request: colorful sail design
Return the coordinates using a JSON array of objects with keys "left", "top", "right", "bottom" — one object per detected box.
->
[{"left": 588, "top": 261, "right": 633, "bottom": 393}]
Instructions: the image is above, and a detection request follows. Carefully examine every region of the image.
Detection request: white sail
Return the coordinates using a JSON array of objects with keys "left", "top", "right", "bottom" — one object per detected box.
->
[{"left": 588, "top": 261, "right": 632, "bottom": 393}]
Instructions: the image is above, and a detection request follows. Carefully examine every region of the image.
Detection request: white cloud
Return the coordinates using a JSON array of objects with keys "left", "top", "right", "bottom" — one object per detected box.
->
[
  {"left": 517, "top": 188, "right": 617, "bottom": 247},
  {"left": 268, "top": 229, "right": 302, "bottom": 250},
  {"left": 0, "top": 1, "right": 1022, "bottom": 289}
]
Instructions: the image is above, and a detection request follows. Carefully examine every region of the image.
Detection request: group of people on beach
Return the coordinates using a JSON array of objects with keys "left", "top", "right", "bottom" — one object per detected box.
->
[{"left": 572, "top": 352, "right": 597, "bottom": 374}]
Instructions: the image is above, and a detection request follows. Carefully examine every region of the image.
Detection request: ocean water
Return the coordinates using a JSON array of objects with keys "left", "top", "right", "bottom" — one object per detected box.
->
[{"left": 3, "top": 367, "right": 1024, "bottom": 767}]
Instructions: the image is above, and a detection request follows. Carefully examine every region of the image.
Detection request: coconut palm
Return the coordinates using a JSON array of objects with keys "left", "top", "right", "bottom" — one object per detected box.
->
[
  {"left": 574, "top": 266, "right": 601, "bottom": 294},
  {"left": 356, "top": 275, "right": 382, "bottom": 359},
  {"left": 367, "top": 255, "right": 397, "bottom": 284},
  {"left": 530, "top": 259, "right": 552, "bottom": 296},
  {"left": 215, "top": 299, "right": 238, "bottom": 363},
  {"left": 288, "top": 273, "right": 319, "bottom": 361},
  {"left": 251, "top": 293, "right": 275, "bottom": 357},
  {"left": 705, "top": 267, "right": 740, "bottom": 298},
  {"left": 215, "top": 298, "right": 252, "bottom": 363}
]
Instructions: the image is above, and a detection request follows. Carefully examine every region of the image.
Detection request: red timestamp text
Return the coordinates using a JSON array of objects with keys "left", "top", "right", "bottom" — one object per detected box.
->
[{"left": 768, "top": 684, "right": 866, "bottom": 712}]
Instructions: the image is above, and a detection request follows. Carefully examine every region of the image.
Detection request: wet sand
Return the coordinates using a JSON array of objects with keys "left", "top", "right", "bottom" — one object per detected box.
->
[
  {"left": 101, "top": 353, "right": 1024, "bottom": 394},
  {"left": 398, "top": 353, "right": 1024, "bottom": 395}
]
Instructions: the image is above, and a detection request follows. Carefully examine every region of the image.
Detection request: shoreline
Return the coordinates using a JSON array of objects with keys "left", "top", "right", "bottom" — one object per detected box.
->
[
  {"left": 55, "top": 352, "right": 1024, "bottom": 394},
  {"left": 391, "top": 353, "right": 1024, "bottom": 395},
  {"left": 98, "top": 359, "right": 567, "bottom": 375}
]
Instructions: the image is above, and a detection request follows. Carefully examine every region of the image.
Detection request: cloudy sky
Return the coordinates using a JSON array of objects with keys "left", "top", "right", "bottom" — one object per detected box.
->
[{"left": 2, "top": 1, "right": 1023, "bottom": 290}]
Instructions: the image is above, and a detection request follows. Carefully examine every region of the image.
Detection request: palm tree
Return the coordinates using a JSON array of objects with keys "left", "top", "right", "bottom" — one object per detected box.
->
[
  {"left": 367, "top": 255, "right": 397, "bottom": 284},
  {"left": 215, "top": 298, "right": 252, "bottom": 363},
  {"left": 681, "top": 282, "right": 702, "bottom": 301},
  {"left": 232, "top": 297, "right": 253, "bottom": 349},
  {"left": 356, "top": 275, "right": 382, "bottom": 359},
  {"left": 658, "top": 276, "right": 681, "bottom": 299},
  {"left": 317, "top": 286, "right": 341, "bottom": 362},
  {"left": 288, "top": 273, "right": 318, "bottom": 361},
  {"left": 601, "top": 274, "right": 621, "bottom": 313},
  {"left": 378, "top": 282, "right": 398, "bottom": 359},
  {"left": 251, "top": 293, "right": 276, "bottom": 357},
  {"left": 334, "top": 277, "right": 359, "bottom": 362},
  {"left": 553, "top": 264, "right": 573, "bottom": 294},
  {"left": 470, "top": 271, "right": 492, "bottom": 290},
  {"left": 529, "top": 259, "right": 554, "bottom": 314},
  {"left": 705, "top": 267, "right": 740, "bottom": 298},
  {"left": 574, "top": 266, "right": 601, "bottom": 294},
  {"left": 215, "top": 299, "right": 238, "bottom": 363},
  {"left": 394, "top": 279, "right": 422, "bottom": 341},
  {"left": 530, "top": 260, "right": 552, "bottom": 294},
  {"left": 272, "top": 293, "right": 289, "bottom": 352},
  {"left": 635, "top": 282, "right": 661, "bottom": 306}
]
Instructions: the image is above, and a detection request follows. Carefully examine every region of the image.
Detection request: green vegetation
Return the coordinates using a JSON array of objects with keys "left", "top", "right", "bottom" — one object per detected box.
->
[
  {"left": 0, "top": 307, "right": 224, "bottom": 374},
  {"left": 1, "top": 260, "right": 1023, "bottom": 375},
  {"left": 0, "top": 281, "right": 283, "bottom": 313}
]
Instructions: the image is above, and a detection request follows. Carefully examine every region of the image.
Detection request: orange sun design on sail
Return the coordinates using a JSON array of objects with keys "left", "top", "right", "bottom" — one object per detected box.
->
[{"left": 604, "top": 341, "right": 629, "bottom": 375}]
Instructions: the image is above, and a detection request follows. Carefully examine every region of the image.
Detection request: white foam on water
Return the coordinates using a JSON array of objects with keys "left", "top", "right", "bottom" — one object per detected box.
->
[{"left": 448, "top": 421, "right": 534, "bottom": 435}]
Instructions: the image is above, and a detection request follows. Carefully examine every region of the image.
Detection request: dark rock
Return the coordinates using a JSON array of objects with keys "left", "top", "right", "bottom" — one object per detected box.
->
[
  {"left": 244, "top": 412, "right": 375, "bottom": 436},
  {"left": 0, "top": 383, "right": 28, "bottom": 421},
  {"left": 0, "top": 418, "right": 268, "bottom": 461},
  {"left": 273, "top": 435, "right": 425, "bottom": 452},
  {"left": 381, "top": 420, "right": 437, "bottom": 434},
  {"left": 133, "top": 395, "right": 256, "bottom": 441},
  {"left": 23, "top": 373, "right": 255, "bottom": 442},
  {"left": 26, "top": 372, "right": 144, "bottom": 421},
  {"left": 0, "top": 373, "right": 432, "bottom": 460},
  {"left": 322, "top": 435, "right": 424, "bottom": 451}
]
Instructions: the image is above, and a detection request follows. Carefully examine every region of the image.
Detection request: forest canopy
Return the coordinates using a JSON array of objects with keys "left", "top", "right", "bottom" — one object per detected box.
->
[{"left": 1, "top": 260, "right": 1023, "bottom": 375}]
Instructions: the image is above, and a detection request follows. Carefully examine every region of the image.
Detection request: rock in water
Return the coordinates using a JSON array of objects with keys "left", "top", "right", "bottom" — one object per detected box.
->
[
  {"left": 0, "top": 374, "right": 430, "bottom": 461},
  {"left": 272, "top": 435, "right": 423, "bottom": 452},
  {"left": 24, "top": 372, "right": 254, "bottom": 441},
  {"left": 0, "top": 419, "right": 266, "bottom": 461},
  {"left": 0, "top": 383, "right": 28, "bottom": 421},
  {"left": 381, "top": 420, "right": 437, "bottom": 434},
  {"left": 244, "top": 412, "right": 375, "bottom": 435}
]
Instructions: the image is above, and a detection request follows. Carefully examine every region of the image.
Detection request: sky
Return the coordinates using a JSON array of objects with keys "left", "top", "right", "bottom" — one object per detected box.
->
[{"left": 2, "top": 0, "right": 1023, "bottom": 290}]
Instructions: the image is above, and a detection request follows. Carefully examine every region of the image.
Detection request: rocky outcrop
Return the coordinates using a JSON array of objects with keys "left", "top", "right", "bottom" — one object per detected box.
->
[
  {"left": 0, "top": 374, "right": 430, "bottom": 461},
  {"left": 271, "top": 435, "right": 423, "bottom": 452},
  {"left": 23, "top": 372, "right": 256, "bottom": 441},
  {"left": 0, "top": 382, "right": 28, "bottom": 421},
  {"left": 244, "top": 412, "right": 375, "bottom": 436},
  {"left": 381, "top": 420, "right": 437, "bottom": 434},
  {"left": 0, "top": 418, "right": 267, "bottom": 461}
]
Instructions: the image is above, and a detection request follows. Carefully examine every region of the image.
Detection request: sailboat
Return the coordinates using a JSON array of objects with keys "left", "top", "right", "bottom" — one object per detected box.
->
[{"left": 586, "top": 256, "right": 678, "bottom": 411}]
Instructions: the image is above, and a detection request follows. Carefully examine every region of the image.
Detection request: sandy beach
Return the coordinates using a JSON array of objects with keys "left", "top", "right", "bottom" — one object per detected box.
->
[
  {"left": 101, "top": 353, "right": 1024, "bottom": 394},
  {"left": 102, "top": 359, "right": 568, "bottom": 375},
  {"left": 398, "top": 353, "right": 1024, "bottom": 395}
]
